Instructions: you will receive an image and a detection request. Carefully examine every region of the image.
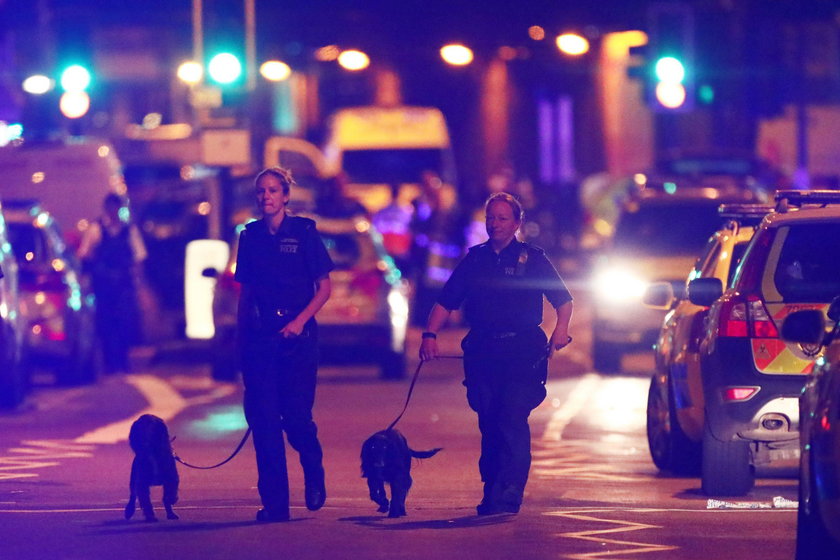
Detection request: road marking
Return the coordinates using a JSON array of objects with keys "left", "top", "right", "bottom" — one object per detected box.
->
[
  {"left": 549, "top": 510, "right": 678, "bottom": 559},
  {"left": 542, "top": 374, "right": 601, "bottom": 441},
  {"left": 0, "top": 441, "right": 95, "bottom": 481},
  {"left": 531, "top": 440, "right": 648, "bottom": 482},
  {"left": 74, "top": 375, "right": 189, "bottom": 445}
]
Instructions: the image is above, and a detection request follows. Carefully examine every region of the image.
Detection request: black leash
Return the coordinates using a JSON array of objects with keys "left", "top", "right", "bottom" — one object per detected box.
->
[
  {"left": 173, "top": 428, "right": 252, "bottom": 470},
  {"left": 386, "top": 355, "right": 463, "bottom": 431}
]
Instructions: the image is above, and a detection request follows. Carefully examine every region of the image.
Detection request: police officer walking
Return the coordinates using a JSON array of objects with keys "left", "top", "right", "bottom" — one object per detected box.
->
[
  {"left": 419, "top": 192, "right": 573, "bottom": 515},
  {"left": 235, "top": 167, "right": 333, "bottom": 523}
]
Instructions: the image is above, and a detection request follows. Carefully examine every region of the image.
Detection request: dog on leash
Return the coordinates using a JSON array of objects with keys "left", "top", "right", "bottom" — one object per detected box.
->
[
  {"left": 360, "top": 429, "right": 441, "bottom": 518},
  {"left": 124, "top": 414, "right": 180, "bottom": 522}
]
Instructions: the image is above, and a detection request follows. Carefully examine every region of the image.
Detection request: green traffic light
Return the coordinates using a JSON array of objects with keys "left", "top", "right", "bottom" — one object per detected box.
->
[
  {"left": 60, "top": 65, "right": 91, "bottom": 92},
  {"left": 654, "top": 56, "right": 685, "bottom": 84},
  {"left": 208, "top": 53, "right": 242, "bottom": 85}
]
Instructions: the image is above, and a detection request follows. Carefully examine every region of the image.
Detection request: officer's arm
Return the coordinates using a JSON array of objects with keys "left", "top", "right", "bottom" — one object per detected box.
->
[
  {"left": 419, "top": 303, "right": 452, "bottom": 361},
  {"left": 281, "top": 274, "right": 332, "bottom": 337},
  {"left": 548, "top": 300, "right": 573, "bottom": 358},
  {"left": 237, "top": 284, "right": 255, "bottom": 333}
]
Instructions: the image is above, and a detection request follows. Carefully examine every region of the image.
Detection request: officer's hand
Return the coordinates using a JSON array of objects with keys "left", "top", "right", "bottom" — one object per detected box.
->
[
  {"left": 548, "top": 332, "right": 572, "bottom": 358},
  {"left": 419, "top": 338, "right": 439, "bottom": 362},
  {"left": 280, "top": 318, "right": 305, "bottom": 338}
]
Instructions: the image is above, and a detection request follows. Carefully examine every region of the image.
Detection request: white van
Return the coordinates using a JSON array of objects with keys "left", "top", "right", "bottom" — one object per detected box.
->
[
  {"left": 0, "top": 137, "right": 126, "bottom": 245},
  {"left": 322, "top": 105, "right": 458, "bottom": 212}
]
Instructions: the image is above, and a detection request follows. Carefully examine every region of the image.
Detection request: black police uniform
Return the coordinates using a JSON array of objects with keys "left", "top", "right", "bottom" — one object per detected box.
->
[
  {"left": 437, "top": 239, "right": 572, "bottom": 510},
  {"left": 234, "top": 215, "right": 334, "bottom": 519}
]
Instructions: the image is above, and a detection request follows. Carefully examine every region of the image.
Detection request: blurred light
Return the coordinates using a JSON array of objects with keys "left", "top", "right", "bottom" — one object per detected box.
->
[
  {"left": 142, "top": 113, "right": 163, "bottom": 129},
  {"left": 655, "top": 56, "right": 686, "bottom": 83},
  {"left": 60, "top": 65, "right": 91, "bottom": 92},
  {"left": 208, "top": 53, "right": 242, "bottom": 84},
  {"left": 528, "top": 26, "right": 546, "bottom": 41},
  {"left": 556, "top": 33, "right": 590, "bottom": 56},
  {"left": 663, "top": 181, "right": 677, "bottom": 194},
  {"left": 655, "top": 82, "right": 687, "bottom": 109},
  {"left": 440, "top": 44, "right": 474, "bottom": 66},
  {"left": 498, "top": 46, "right": 518, "bottom": 61},
  {"left": 315, "top": 45, "right": 340, "bottom": 61},
  {"left": 0, "top": 122, "right": 23, "bottom": 147},
  {"left": 177, "top": 61, "right": 203, "bottom": 84},
  {"left": 338, "top": 50, "right": 370, "bottom": 71},
  {"left": 59, "top": 91, "right": 90, "bottom": 119},
  {"left": 22, "top": 74, "right": 53, "bottom": 95},
  {"left": 32, "top": 172, "right": 45, "bottom": 184},
  {"left": 699, "top": 84, "right": 715, "bottom": 104},
  {"left": 260, "top": 60, "right": 292, "bottom": 81},
  {"left": 97, "top": 145, "right": 110, "bottom": 157},
  {"left": 593, "top": 267, "right": 647, "bottom": 304}
]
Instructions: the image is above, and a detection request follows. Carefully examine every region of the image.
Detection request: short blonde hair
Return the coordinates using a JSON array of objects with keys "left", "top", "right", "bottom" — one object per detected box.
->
[
  {"left": 485, "top": 192, "right": 523, "bottom": 222},
  {"left": 255, "top": 166, "right": 295, "bottom": 195}
]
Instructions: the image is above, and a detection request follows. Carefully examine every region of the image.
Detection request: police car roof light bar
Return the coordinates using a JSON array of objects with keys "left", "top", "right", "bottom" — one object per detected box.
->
[
  {"left": 718, "top": 203, "right": 774, "bottom": 222},
  {"left": 774, "top": 190, "right": 840, "bottom": 211}
]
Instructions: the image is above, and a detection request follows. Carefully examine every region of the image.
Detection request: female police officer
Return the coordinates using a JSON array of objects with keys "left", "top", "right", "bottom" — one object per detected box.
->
[
  {"left": 419, "top": 192, "right": 573, "bottom": 515},
  {"left": 235, "top": 166, "right": 333, "bottom": 522}
]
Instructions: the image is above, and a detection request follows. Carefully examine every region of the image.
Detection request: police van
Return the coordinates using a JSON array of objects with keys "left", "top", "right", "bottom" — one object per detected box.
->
[{"left": 322, "top": 105, "right": 458, "bottom": 212}]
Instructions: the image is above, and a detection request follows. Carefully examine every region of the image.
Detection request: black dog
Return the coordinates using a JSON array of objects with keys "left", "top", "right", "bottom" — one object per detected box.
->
[
  {"left": 124, "top": 414, "right": 180, "bottom": 522},
  {"left": 360, "top": 429, "right": 441, "bottom": 518}
]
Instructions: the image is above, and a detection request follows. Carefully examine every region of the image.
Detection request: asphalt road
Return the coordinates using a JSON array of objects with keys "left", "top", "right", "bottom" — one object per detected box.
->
[{"left": 0, "top": 312, "right": 798, "bottom": 560}]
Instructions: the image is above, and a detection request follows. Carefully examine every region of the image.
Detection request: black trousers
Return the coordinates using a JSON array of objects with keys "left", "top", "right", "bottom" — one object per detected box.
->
[
  {"left": 461, "top": 327, "right": 548, "bottom": 506},
  {"left": 241, "top": 330, "right": 324, "bottom": 515}
]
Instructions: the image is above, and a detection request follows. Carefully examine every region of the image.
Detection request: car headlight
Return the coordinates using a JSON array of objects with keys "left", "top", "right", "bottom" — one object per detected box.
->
[{"left": 593, "top": 267, "right": 648, "bottom": 304}]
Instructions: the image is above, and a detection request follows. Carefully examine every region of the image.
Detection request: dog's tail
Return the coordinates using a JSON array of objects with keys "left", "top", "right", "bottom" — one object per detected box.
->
[{"left": 410, "top": 447, "right": 442, "bottom": 459}]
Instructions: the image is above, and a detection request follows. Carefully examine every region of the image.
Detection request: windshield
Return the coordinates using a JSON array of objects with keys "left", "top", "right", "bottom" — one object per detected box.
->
[
  {"left": 7, "top": 223, "right": 48, "bottom": 265},
  {"left": 613, "top": 200, "right": 724, "bottom": 255},
  {"left": 342, "top": 149, "right": 446, "bottom": 184}
]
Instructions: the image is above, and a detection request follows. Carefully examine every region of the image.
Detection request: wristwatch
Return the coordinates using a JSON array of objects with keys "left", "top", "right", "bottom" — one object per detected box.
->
[{"left": 421, "top": 331, "right": 437, "bottom": 340}]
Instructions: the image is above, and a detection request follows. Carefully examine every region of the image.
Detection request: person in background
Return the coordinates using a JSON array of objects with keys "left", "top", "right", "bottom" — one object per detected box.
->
[
  {"left": 78, "top": 193, "right": 147, "bottom": 374},
  {"left": 235, "top": 166, "right": 333, "bottom": 523},
  {"left": 315, "top": 171, "right": 369, "bottom": 219},
  {"left": 420, "top": 192, "right": 573, "bottom": 516},
  {"left": 371, "top": 183, "right": 414, "bottom": 274}
]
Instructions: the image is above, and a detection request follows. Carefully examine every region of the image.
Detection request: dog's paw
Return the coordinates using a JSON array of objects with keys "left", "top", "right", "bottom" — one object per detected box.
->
[
  {"left": 166, "top": 512, "right": 179, "bottom": 520},
  {"left": 377, "top": 503, "right": 389, "bottom": 513},
  {"left": 124, "top": 504, "right": 135, "bottom": 520},
  {"left": 143, "top": 515, "right": 159, "bottom": 523}
]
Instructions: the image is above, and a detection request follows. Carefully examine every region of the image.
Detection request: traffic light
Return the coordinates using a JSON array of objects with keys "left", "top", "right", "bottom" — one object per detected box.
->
[
  {"left": 208, "top": 52, "right": 243, "bottom": 85},
  {"left": 59, "top": 64, "right": 92, "bottom": 119},
  {"left": 647, "top": 3, "right": 694, "bottom": 112}
]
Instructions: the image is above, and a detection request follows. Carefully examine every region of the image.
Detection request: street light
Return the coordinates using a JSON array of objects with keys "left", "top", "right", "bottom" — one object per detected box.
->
[
  {"left": 440, "top": 44, "right": 474, "bottom": 66},
  {"left": 337, "top": 49, "right": 370, "bottom": 71},
  {"left": 177, "top": 61, "right": 204, "bottom": 85},
  {"left": 22, "top": 74, "right": 53, "bottom": 95},
  {"left": 260, "top": 60, "right": 292, "bottom": 81},
  {"left": 556, "top": 33, "right": 590, "bottom": 56}
]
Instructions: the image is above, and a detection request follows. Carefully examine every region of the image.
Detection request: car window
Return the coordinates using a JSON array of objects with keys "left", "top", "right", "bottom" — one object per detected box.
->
[
  {"left": 6, "top": 224, "right": 49, "bottom": 265},
  {"left": 772, "top": 223, "right": 840, "bottom": 302},
  {"left": 727, "top": 241, "right": 750, "bottom": 287},
  {"left": 613, "top": 201, "right": 723, "bottom": 255}
]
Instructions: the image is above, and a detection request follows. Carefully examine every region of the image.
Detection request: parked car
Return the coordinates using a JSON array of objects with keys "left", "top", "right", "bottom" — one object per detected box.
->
[
  {"left": 688, "top": 190, "right": 840, "bottom": 495},
  {"left": 206, "top": 214, "right": 409, "bottom": 380},
  {"left": 644, "top": 203, "right": 773, "bottom": 474},
  {"left": 781, "top": 297, "right": 840, "bottom": 559},
  {"left": 0, "top": 201, "right": 26, "bottom": 408},
  {"left": 590, "top": 184, "right": 766, "bottom": 372},
  {"left": 3, "top": 200, "right": 99, "bottom": 385}
]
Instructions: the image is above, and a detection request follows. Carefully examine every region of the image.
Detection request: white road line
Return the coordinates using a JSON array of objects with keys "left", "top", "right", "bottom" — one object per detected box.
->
[
  {"left": 74, "top": 374, "right": 189, "bottom": 445},
  {"left": 542, "top": 374, "right": 601, "bottom": 442}
]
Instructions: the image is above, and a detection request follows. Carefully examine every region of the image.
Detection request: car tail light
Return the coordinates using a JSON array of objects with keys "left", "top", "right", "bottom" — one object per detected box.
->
[
  {"left": 716, "top": 294, "right": 778, "bottom": 338},
  {"left": 721, "top": 387, "right": 759, "bottom": 401}
]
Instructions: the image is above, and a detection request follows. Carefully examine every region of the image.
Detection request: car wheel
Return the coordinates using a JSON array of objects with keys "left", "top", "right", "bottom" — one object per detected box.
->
[
  {"left": 380, "top": 351, "right": 406, "bottom": 380},
  {"left": 646, "top": 376, "right": 701, "bottom": 474},
  {"left": 593, "top": 337, "right": 622, "bottom": 373},
  {"left": 796, "top": 450, "right": 840, "bottom": 559},
  {"left": 701, "top": 423, "right": 754, "bottom": 496}
]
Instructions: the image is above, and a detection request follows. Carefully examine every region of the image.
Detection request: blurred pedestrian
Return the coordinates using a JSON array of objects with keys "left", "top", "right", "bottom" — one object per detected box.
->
[
  {"left": 235, "top": 166, "right": 333, "bottom": 522},
  {"left": 419, "top": 192, "right": 573, "bottom": 515},
  {"left": 78, "top": 193, "right": 147, "bottom": 374},
  {"left": 409, "top": 169, "right": 465, "bottom": 325},
  {"left": 372, "top": 183, "right": 414, "bottom": 273},
  {"left": 315, "top": 171, "right": 368, "bottom": 219}
]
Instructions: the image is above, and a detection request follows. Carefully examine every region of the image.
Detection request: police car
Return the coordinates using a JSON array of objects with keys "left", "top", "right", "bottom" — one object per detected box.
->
[
  {"left": 688, "top": 190, "right": 840, "bottom": 495},
  {"left": 644, "top": 203, "right": 772, "bottom": 475},
  {"left": 781, "top": 296, "right": 840, "bottom": 559}
]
